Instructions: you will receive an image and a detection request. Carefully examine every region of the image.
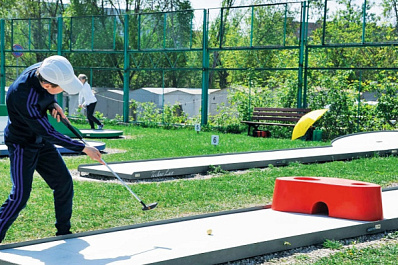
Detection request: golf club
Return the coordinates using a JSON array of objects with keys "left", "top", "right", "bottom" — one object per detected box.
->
[{"left": 53, "top": 111, "right": 157, "bottom": 211}]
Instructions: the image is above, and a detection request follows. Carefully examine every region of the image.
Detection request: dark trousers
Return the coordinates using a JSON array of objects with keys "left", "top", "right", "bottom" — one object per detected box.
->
[
  {"left": 86, "top": 102, "right": 101, "bottom": 129},
  {"left": 0, "top": 141, "right": 74, "bottom": 242}
]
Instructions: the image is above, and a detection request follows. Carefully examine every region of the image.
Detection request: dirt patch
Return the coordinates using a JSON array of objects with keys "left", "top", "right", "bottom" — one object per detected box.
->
[{"left": 101, "top": 148, "right": 127, "bottom": 155}]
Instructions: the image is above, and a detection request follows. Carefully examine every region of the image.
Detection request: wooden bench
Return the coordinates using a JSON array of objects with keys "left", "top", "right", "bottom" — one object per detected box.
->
[{"left": 241, "top": 107, "right": 311, "bottom": 136}]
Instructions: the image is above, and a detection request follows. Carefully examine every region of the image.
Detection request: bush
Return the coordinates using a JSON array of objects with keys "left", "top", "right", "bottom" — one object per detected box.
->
[
  {"left": 306, "top": 70, "right": 397, "bottom": 139},
  {"left": 129, "top": 100, "right": 188, "bottom": 128},
  {"left": 125, "top": 70, "right": 398, "bottom": 139}
]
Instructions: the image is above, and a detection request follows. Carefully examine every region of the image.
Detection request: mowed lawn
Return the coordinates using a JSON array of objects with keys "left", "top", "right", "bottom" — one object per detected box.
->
[{"left": 0, "top": 125, "right": 397, "bottom": 252}]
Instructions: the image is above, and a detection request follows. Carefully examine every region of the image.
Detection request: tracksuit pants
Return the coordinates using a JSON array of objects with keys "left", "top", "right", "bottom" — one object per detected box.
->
[
  {"left": 86, "top": 102, "right": 101, "bottom": 129},
  {"left": 0, "top": 141, "right": 74, "bottom": 242}
]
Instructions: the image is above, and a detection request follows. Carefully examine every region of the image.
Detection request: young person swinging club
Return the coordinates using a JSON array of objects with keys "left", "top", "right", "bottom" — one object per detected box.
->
[{"left": 0, "top": 55, "right": 104, "bottom": 243}]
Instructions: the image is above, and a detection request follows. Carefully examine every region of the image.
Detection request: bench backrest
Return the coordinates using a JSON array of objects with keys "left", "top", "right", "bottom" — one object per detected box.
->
[{"left": 252, "top": 107, "right": 311, "bottom": 122}]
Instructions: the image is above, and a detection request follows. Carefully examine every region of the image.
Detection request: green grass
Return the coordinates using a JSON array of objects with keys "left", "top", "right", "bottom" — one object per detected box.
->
[
  {"left": 309, "top": 232, "right": 398, "bottom": 264},
  {"left": 314, "top": 243, "right": 398, "bottom": 264},
  {"left": 1, "top": 124, "right": 398, "bottom": 261},
  {"left": 323, "top": 239, "right": 344, "bottom": 250}
]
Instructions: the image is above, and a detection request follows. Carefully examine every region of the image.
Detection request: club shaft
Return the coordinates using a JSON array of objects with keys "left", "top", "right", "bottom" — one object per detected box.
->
[
  {"left": 100, "top": 158, "right": 144, "bottom": 203},
  {"left": 60, "top": 117, "right": 146, "bottom": 205}
]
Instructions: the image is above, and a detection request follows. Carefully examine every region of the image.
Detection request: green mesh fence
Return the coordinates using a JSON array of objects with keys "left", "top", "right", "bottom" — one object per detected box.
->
[{"left": 0, "top": 0, "right": 397, "bottom": 130}]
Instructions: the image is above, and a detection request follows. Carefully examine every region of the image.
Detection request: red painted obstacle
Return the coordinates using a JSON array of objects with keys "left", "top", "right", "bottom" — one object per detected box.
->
[{"left": 271, "top": 177, "right": 383, "bottom": 221}]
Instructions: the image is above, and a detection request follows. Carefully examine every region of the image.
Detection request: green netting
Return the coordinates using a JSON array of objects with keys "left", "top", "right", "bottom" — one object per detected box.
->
[{"left": 0, "top": 0, "right": 398, "bottom": 127}]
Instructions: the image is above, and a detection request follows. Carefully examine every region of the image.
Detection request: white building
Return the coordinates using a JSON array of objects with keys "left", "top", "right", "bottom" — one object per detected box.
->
[
  {"left": 131, "top": 87, "right": 229, "bottom": 118},
  {"left": 69, "top": 87, "right": 230, "bottom": 119}
]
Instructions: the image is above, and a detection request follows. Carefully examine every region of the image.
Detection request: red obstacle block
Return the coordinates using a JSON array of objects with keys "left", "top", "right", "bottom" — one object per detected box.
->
[{"left": 271, "top": 177, "right": 383, "bottom": 221}]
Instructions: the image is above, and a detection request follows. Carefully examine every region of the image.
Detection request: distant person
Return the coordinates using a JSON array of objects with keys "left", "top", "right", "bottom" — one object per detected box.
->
[{"left": 78, "top": 74, "right": 103, "bottom": 130}]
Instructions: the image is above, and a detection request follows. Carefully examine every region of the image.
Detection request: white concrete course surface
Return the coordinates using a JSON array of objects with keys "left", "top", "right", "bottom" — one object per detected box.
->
[
  {"left": 0, "top": 189, "right": 397, "bottom": 265},
  {"left": 0, "top": 140, "right": 106, "bottom": 156},
  {"left": 78, "top": 131, "right": 398, "bottom": 179}
]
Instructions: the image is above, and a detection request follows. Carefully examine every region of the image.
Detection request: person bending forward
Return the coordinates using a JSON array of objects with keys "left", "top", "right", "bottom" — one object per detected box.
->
[{"left": 0, "top": 55, "right": 103, "bottom": 243}]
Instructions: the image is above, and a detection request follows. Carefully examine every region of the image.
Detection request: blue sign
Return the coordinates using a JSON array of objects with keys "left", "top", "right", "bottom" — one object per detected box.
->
[{"left": 12, "top": 44, "right": 24, "bottom": 58}]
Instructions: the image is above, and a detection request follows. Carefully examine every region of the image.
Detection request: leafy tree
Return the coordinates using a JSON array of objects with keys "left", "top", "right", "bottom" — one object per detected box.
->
[
  {"left": 207, "top": 0, "right": 236, "bottom": 89},
  {"left": 382, "top": 0, "right": 398, "bottom": 32}
]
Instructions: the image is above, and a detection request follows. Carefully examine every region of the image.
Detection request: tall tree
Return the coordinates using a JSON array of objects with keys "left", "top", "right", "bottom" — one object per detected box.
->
[
  {"left": 382, "top": 0, "right": 398, "bottom": 32},
  {"left": 208, "top": 0, "right": 236, "bottom": 89}
]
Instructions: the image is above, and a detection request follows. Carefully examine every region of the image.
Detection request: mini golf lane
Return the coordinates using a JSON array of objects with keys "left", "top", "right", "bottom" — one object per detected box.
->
[
  {"left": 0, "top": 189, "right": 397, "bottom": 265},
  {"left": 78, "top": 131, "right": 398, "bottom": 180},
  {"left": 0, "top": 140, "right": 106, "bottom": 156},
  {"left": 79, "top": 129, "right": 123, "bottom": 138}
]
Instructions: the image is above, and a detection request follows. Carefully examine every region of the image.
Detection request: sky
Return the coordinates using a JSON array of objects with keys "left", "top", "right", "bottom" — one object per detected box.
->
[{"left": 190, "top": 0, "right": 224, "bottom": 10}]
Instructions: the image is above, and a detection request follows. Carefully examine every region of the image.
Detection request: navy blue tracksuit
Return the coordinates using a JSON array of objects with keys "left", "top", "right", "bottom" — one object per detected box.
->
[{"left": 0, "top": 63, "right": 85, "bottom": 242}]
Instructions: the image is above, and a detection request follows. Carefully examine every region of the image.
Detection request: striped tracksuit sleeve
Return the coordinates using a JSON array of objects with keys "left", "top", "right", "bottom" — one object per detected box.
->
[{"left": 19, "top": 89, "right": 85, "bottom": 152}]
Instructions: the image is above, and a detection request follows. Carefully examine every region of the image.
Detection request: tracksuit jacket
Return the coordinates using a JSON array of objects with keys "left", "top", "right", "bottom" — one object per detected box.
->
[{"left": 0, "top": 63, "right": 85, "bottom": 242}]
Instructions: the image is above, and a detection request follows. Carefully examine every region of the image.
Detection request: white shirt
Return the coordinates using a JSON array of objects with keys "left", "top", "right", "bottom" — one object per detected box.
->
[{"left": 78, "top": 82, "right": 97, "bottom": 106}]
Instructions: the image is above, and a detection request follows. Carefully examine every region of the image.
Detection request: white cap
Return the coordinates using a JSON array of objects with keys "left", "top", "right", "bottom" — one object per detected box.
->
[{"left": 39, "top": 55, "right": 83, "bottom": 95}]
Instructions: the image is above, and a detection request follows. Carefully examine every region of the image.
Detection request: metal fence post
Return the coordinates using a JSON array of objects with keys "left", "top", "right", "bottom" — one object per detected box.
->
[
  {"left": 0, "top": 19, "right": 5, "bottom": 104},
  {"left": 297, "top": 1, "right": 308, "bottom": 108},
  {"left": 357, "top": 71, "right": 362, "bottom": 132},
  {"left": 201, "top": 9, "right": 209, "bottom": 125},
  {"left": 303, "top": 45, "right": 309, "bottom": 108},
  {"left": 57, "top": 16, "right": 64, "bottom": 106},
  {"left": 123, "top": 14, "right": 130, "bottom": 123}
]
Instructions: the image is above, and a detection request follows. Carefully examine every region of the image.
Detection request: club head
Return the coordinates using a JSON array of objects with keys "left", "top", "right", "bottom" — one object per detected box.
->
[{"left": 142, "top": 202, "right": 158, "bottom": 211}]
